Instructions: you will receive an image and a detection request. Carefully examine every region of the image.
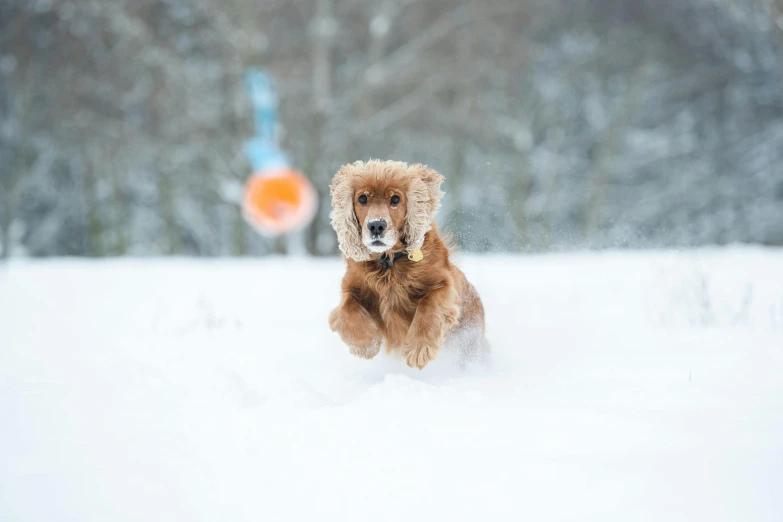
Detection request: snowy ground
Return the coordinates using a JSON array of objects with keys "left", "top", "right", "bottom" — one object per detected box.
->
[{"left": 1, "top": 248, "right": 782, "bottom": 522}]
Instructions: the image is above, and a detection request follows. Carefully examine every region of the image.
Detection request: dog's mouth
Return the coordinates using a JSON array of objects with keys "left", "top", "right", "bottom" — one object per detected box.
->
[{"left": 365, "top": 237, "right": 394, "bottom": 253}]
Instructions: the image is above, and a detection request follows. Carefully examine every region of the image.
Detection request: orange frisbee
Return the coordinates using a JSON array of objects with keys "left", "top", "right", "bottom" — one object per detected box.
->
[{"left": 242, "top": 169, "right": 318, "bottom": 236}]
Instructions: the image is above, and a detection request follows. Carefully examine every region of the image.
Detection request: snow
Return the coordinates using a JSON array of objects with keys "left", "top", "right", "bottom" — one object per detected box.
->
[{"left": 1, "top": 248, "right": 782, "bottom": 522}]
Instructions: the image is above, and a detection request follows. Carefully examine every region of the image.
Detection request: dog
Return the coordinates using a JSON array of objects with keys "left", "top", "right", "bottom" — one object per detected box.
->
[{"left": 328, "top": 160, "right": 488, "bottom": 369}]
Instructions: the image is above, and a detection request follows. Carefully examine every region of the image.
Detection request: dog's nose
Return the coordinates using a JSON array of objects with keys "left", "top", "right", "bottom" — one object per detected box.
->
[{"left": 367, "top": 220, "right": 387, "bottom": 236}]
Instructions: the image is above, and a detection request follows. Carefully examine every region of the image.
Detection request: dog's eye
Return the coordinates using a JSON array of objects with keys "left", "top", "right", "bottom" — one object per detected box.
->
[
  {"left": 390, "top": 195, "right": 400, "bottom": 206},
  {"left": 358, "top": 195, "right": 368, "bottom": 205}
]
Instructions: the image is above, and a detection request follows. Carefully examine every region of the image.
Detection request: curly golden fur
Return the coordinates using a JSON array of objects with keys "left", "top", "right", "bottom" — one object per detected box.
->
[{"left": 328, "top": 160, "right": 488, "bottom": 369}]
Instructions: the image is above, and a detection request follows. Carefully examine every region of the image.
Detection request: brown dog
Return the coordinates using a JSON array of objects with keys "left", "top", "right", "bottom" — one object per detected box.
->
[{"left": 328, "top": 160, "right": 488, "bottom": 369}]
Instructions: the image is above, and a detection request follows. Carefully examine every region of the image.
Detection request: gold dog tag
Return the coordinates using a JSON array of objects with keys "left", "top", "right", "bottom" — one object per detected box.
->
[{"left": 408, "top": 249, "right": 424, "bottom": 262}]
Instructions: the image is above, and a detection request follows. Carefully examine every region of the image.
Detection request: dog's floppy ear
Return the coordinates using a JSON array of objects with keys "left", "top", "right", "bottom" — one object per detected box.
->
[
  {"left": 329, "top": 162, "right": 372, "bottom": 261},
  {"left": 403, "top": 164, "right": 445, "bottom": 252}
]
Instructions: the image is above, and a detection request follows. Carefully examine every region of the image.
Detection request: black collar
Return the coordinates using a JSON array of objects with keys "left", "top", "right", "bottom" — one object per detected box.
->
[{"left": 377, "top": 251, "right": 407, "bottom": 271}]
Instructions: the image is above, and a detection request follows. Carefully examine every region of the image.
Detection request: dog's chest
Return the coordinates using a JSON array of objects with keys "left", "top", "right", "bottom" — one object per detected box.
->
[
  {"left": 376, "top": 287, "right": 416, "bottom": 317},
  {"left": 377, "top": 293, "right": 414, "bottom": 347},
  {"left": 370, "top": 271, "right": 427, "bottom": 345}
]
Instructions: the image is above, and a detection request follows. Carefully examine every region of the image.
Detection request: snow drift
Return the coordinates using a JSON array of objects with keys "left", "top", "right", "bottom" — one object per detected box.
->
[{"left": 1, "top": 248, "right": 782, "bottom": 521}]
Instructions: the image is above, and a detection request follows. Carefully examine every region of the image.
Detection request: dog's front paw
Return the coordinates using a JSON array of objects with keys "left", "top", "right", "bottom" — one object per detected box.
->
[
  {"left": 403, "top": 336, "right": 440, "bottom": 370},
  {"left": 329, "top": 306, "right": 382, "bottom": 359},
  {"left": 349, "top": 339, "right": 382, "bottom": 360},
  {"left": 328, "top": 307, "right": 343, "bottom": 332}
]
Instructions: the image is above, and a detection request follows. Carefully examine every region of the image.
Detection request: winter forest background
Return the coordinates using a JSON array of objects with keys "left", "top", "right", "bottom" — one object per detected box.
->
[{"left": 2, "top": 0, "right": 782, "bottom": 258}]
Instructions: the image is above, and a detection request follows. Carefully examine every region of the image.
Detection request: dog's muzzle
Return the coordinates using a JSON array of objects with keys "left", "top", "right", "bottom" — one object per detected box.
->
[
  {"left": 364, "top": 218, "right": 395, "bottom": 252},
  {"left": 367, "top": 219, "right": 387, "bottom": 238}
]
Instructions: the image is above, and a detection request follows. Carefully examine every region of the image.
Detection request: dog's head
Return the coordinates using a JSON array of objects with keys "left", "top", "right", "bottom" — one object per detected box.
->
[{"left": 329, "top": 160, "right": 445, "bottom": 261}]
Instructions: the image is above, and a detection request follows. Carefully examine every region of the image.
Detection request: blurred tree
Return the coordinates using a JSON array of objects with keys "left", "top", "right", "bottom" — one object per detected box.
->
[{"left": 1, "top": 0, "right": 781, "bottom": 257}]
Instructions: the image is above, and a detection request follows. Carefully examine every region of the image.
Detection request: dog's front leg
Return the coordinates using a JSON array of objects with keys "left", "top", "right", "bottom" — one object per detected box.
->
[
  {"left": 329, "top": 295, "right": 382, "bottom": 359},
  {"left": 403, "top": 283, "right": 460, "bottom": 369}
]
